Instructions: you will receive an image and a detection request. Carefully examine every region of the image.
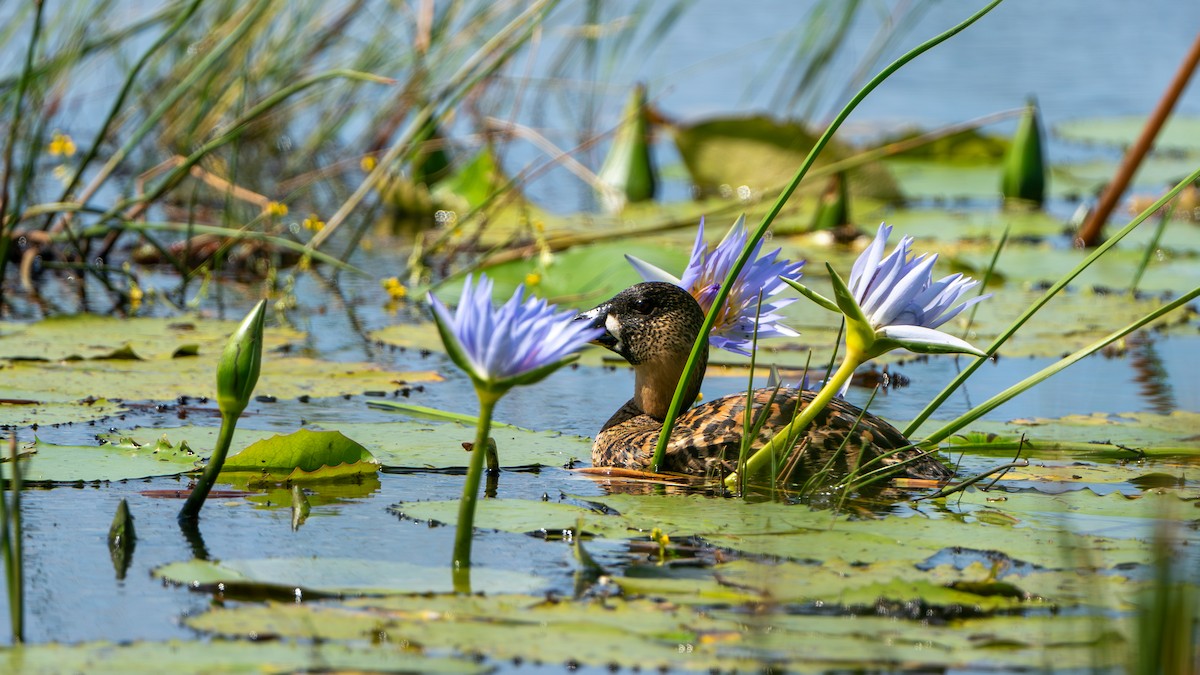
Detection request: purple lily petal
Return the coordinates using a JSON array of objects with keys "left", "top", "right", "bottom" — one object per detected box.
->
[
  {"left": 629, "top": 215, "right": 805, "bottom": 355},
  {"left": 848, "top": 223, "right": 990, "bottom": 355},
  {"left": 429, "top": 274, "right": 604, "bottom": 387}
]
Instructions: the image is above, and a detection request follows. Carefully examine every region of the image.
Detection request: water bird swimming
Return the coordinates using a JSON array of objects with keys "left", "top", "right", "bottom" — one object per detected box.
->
[{"left": 577, "top": 281, "right": 952, "bottom": 484}]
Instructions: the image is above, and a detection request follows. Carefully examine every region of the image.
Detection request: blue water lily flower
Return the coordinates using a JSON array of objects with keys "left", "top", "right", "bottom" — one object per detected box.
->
[
  {"left": 626, "top": 215, "right": 805, "bottom": 355},
  {"left": 428, "top": 274, "right": 603, "bottom": 590},
  {"left": 730, "top": 222, "right": 992, "bottom": 488},
  {"left": 836, "top": 223, "right": 989, "bottom": 359},
  {"left": 429, "top": 274, "right": 603, "bottom": 393}
]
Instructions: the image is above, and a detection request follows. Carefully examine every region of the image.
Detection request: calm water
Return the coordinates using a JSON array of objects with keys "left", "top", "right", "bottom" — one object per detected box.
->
[{"left": 1, "top": 0, "right": 1198, "bottom": 661}]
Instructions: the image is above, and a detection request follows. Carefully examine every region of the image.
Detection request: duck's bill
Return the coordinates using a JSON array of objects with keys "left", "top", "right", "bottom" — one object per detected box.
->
[{"left": 574, "top": 304, "right": 619, "bottom": 349}]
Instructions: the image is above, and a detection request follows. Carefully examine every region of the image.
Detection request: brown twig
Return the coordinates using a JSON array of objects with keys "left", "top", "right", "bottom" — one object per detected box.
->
[{"left": 1078, "top": 30, "right": 1200, "bottom": 246}]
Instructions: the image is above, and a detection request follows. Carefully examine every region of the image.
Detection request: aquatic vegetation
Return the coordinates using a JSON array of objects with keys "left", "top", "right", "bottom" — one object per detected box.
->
[
  {"left": 1000, "top": 98, "right": 1047, "bottom": 206},
  {"left": 179, "top": 301, "right": 266, "bottom": 523},
  {"left": 626, "top": 215, "right": 805, "bottom": 355},
  {"left": 428, "top": 274, "right": 601, "bottom": 589},
  {"left": 729, "top": 224, "right": 989, "bottom": 487}
]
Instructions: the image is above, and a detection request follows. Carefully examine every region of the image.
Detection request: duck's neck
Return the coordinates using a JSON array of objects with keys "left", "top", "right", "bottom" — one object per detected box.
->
[{"left": 633, "top": 345, "right": 708, "bottom": 421}]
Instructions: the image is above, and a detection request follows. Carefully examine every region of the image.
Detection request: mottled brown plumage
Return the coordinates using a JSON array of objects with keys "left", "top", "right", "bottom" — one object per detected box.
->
[{"left": 578, "top": 282, "right": 951, "bottom": 483}]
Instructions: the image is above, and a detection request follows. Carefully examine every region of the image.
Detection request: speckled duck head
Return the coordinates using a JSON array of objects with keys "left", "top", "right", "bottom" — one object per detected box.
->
[{"left": 577, "top": 282, "right": 709, "bottom": 420}]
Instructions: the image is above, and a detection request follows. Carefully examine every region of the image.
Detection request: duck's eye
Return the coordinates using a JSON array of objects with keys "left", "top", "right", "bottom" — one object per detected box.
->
[{"left": 631, "top": 297, "right": 656, "bottom": 315}]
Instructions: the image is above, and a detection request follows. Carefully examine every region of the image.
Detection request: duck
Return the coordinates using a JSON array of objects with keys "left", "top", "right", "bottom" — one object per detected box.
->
[{"left": 576, "top": 281, "right": 952, "bottom": 484}]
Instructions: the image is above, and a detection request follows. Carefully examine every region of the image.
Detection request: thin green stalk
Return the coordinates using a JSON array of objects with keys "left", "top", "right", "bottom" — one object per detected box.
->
[
  {"left": 903, "top": 163, "right": 1200, "bottom": 437},
  {"left": 104, "top": 68, "right": 392, "bottom": 225},
  {"left": 8, "top": 439, "right": 21, "bottom": 645},
  {"left": 65, "top": 0, "right": 275, "bottom": 223},
  {"left": 730, "top": 355, "right": 862, "bottom": 488},
  {"left": 651, "top": 0, "right": 1005, "bottom": 472},
  {"left": 63, "top": 221, "right": 361, "bottom": 275},
  {"left": 178, "top": 414, "right": 238, "bottom": 523},
  {"left": 1130, "top": 203, "right": 1174, "bottom": 293},
  {"left": 962, "top": 222, "right": 1009, "bottom": 339},
  {"left": 0, "top": 0, "right": 45, "bottom": 308},
  {"left": 45, "top": 0, "right": 205, "bottom": 230},
  {"left": 920, "top": 284, "right": 1200, "bottom": 447},
  {"left": 453, "top": 392, "right": 499, "bottom": 593},
  {"left": 307, "top": 0, "right": 559, "bottom": 255}
]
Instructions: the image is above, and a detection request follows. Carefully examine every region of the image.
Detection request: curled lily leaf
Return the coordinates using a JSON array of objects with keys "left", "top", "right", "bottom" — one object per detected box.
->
[{"left": 626, "top": 215, "right": 805, "bottom": 355}]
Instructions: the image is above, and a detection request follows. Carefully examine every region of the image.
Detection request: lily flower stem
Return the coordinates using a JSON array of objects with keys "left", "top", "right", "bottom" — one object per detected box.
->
[
  {"left": 178, "top": 413, "right": 239, "bottom": 523},
  {"left": 453, "top": 391, "right": 500, "bottom": 592},
  {"left": 726, "top": 354, "right": 863, "bottom": 489}
]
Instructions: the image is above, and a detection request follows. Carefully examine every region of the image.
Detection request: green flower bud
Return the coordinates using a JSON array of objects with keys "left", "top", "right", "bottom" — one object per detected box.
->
[{"left": 216, "top": 300, "right": 266, "bottom": 418}]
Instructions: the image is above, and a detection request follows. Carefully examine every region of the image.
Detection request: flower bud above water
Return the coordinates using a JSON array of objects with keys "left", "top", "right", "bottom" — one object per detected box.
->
[{"left": 216, "top": 300, "right": 266, "bottom": 418}]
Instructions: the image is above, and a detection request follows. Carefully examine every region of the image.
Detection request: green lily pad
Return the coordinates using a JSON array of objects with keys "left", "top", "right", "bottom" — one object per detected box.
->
[
  {"left": 180, "top": 587, "right": 1134, "bottom": 671},
  {"left": 0, "top": 314, "right": 301, "bottom": 362},
  {"left": 670, "top": 115, "right": 902, "bottom": 201},
  {"left": 0, "top": 397, "right": 125, "bottom": 427},
  {"left": 0, "top": 638, "right": 484, "bottom": 674},
  {"left": 188, "top": 594, "right": 760, "bottom": 672},
  {"left": 220, "top": 429, "right": 378, "bottom": 482},
  {"left": 106, "top": 421, "right": 593, "bottom": 471},
  {"left": 15, "top": 435, "right": 201, "bottom": 483},
  {"left": 0, "top": 356, "right": 438, "bottom": 406},
  {"left": 153, "top": 557, "right": 544, "bottom": 596},
  {"left": 933, "top": 411, "right": 1200, "bottom": 458},
  {"left": 1055, "top": 116, "right": 1200, "bottom": 154}
]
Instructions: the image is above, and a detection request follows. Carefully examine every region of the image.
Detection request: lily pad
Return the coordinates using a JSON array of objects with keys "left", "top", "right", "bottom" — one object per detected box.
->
[
  {"left": 220, "top": 429, "right": 378, "bottom": 482},
  {"left": 934, "top": 411, "right": 1200, "bottom": 458},
  {"left": 153, "top": 557, "right": 544, "bottom": 595},
  {"left": 14, "top": 435, "right": 201, "bottom": 483},
  {"left": 107, "top": 421, "right": 593, "bottom": 471},
  {"left": 0, "top": 638, "right": 484, "bottom": 674},
  {"left": 0, "top": 314, "right": 301, "bottom": 362},
  {"left": 188, "top": 594, "right": 760, "bottom": 672},
  {"left": 1055, "top": 116, "right": 1200, "bottom": 154},
  {"left": 0, "top": 397, "right": 125, "bottom": 427},
  {"left": 0, "top": 356, "right": 438, "bottom": 406},
  {"left": 670, "top": 115, "right": 902, "bottom": 201}
]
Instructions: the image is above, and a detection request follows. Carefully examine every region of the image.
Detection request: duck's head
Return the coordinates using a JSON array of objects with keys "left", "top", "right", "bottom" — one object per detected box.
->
[{"left": 576, "top": 282, "right": 708, "bottom": 419}]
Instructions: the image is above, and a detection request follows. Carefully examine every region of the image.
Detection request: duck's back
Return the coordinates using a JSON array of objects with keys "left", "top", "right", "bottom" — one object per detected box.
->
[{"left": 593, "top": 388, "right": 950, "bottom": 482}]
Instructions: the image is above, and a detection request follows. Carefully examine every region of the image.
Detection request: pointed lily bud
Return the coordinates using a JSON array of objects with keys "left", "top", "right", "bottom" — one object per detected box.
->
[
  {"left": 597, "top": 83, "right": 658, "bottom": 213},
  {"left": 216, "top": 300, "right": 266, "bottom": 418},
  {"left": 1001, "top": 98, "right": 1046, "bottom": 207}
]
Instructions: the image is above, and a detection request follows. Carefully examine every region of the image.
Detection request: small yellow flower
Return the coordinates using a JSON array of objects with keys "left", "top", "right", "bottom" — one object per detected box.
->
[
  {"left": 533, "top": 220, "right": 545, "bottom": 233},
  {"left": 48, "top": 132, "right": 76, "bottom": 157},
  {"left": 265, "top": 201, "right": 288, "bottom": 217},
  {"left": 129, "top": 283, "right": 144, "bottom": 313},
  {"left": 303, "top": 214, "right": 325, "bottom": 231},
  {"left": 360, "top": 155, "right": 377, "bottom": 172},
  {"left": 524, "top": 271, "right": 541, "bottom": 286},
  {"left": 382, "top": 276, "right": 407, "bottom": 300},
  {"left": 296, "top": 254, "right": 311, "bottom": 272}
]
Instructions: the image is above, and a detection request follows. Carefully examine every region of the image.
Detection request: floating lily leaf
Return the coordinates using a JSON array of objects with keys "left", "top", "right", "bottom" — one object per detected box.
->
[
  {"left": 670, "top": 115, "right": 901, "bottom": 201},
  {"left": 0, "top": 638, "right": 485, "bottom": 673},
  {"left": 334, "top": 421, "right": 593, "bottom": 469},
  {"left": 0, "top": 357, "right": 438, "bottom": 406},
  {"left": 181, "top": 588, "right": 1132, "bottom": 671},
  {"left": 220, "top": 429, "right": 378, "bottom": 482},
  {"left": 107, "top": 421, "right": 592, "bottom": 471},
  {"left": 0, "top": 397, "right": 124, "bottom": 427},
  {"left": 431, "top": 145, "right": 512, "bottom": 211},
  {"left": 16, "top": 436, "right": 201, "bottom": 483},
  {"left": 934, "top": 411, "right": 1200, "bottom": 458},
  {"left": 392, "top": 499, "right": 632, "bottom": 538},
  {"left": 188, "top": 594, "right": 758, "bottom": 672},
  {"left": 153, "top": 557, "right": 544, "bottom": 595},
  {"left": 0, "top": 315, "right": 300, "bottom": 362},
  {"left": 1055, "top": 116, "right": 1200, "bottom": 154}
]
